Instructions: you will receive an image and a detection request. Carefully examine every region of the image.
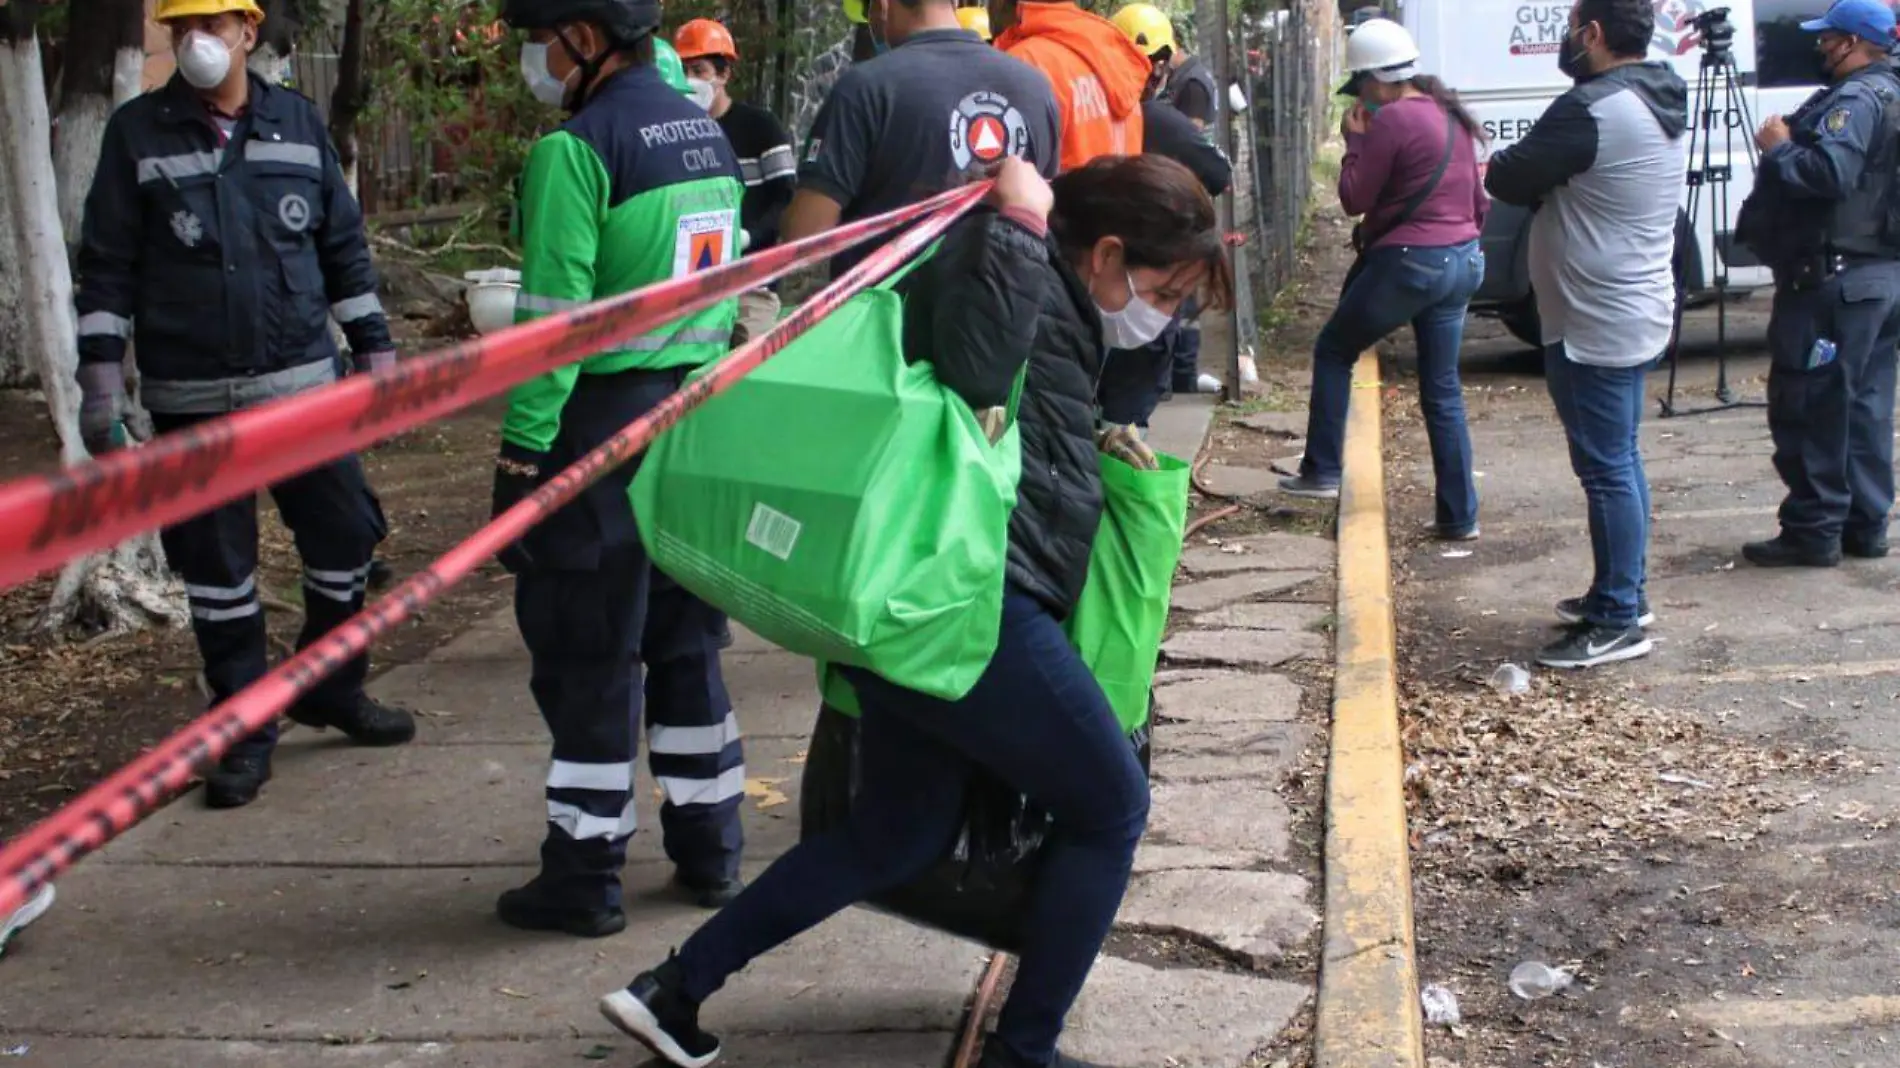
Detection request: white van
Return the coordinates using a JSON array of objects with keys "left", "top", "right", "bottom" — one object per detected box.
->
[{"left": 1399, "top": 0, "right": 1834, "bottom": 344}]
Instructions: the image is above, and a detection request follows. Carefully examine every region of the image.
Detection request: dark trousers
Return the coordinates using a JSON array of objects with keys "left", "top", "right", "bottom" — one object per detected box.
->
[
  {"left": 151, "top": 411, "right": 386, "bottom": 758},
  {"left": 1544, "top": 345, "right": 1652, "bottom": 627},
  {"left": 513, "top": 370, "right": 744, "bottom": 908},
  {"left": 1097, "top": 334, "right": 1173, "bottom": 428},
  {"left": 674, "top": 593, "right": 1149, "bottom": 1064},
  {"left": 1303, "top": 241, "right": 1483, "bottom": 532},
  {"left": 1766, "top": 262, "right": 1900, "bottom": 546},
  {"left": 1170, "top": 296, "right": 1203, "bottom": 392}
]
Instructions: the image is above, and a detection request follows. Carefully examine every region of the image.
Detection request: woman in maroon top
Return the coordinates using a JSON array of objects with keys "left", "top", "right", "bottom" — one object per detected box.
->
[{"left": 1280, "top": 18, "right": 1488, "bottom": 540}]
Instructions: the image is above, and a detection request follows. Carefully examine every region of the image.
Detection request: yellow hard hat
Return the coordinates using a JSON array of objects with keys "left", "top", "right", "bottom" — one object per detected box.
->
[
  {"left": 844, "top": 0, "right": 867, "bottom": 24},
  {"left": 955, "top": 5, "right": 992, "bottom": 39},
  {"left": 154, "top": 0, "right": 265, "bottom": 22},
  {"left": 1112, "top": 3, "right": 1174, "bottom": 54}
]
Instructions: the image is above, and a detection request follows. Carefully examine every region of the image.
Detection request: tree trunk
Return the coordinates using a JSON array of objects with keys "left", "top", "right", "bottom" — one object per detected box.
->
[
  {"left": 0, "top": 134, "right": 28, "bottom": 388},
  {"left": 248, "top": 0, "right": 299, "bottom": 86},
  {"left": 329, "top": 0, "right": 365, "bottom": 196},
  {"left": 53, "top": 0, "right": 145, "bottom": 247},
  {"left": 2, "top": 9, "right": 186, "bottom": 638}
]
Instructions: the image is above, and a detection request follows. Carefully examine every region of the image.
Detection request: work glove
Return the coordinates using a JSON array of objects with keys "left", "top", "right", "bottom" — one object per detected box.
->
[
  {"left": 1096, "top": 422, "right": 1158, "bottom": 471},
  {"left": 77, "top": 362, "right": 127, "bottom": 458},
  {"left": 490, "top": 443, "right": 550, "bottom": 574}
]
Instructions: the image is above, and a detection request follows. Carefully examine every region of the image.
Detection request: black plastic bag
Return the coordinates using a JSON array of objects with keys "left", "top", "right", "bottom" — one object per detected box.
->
[{"left": 799, "top": 699, "right": 1153, "bottom": 953}]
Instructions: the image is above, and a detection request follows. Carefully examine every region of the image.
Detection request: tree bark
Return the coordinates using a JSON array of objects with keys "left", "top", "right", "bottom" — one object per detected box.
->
[
  {"left": 329, "top": 0, "right": 365, "bottom": 195},
  {"left": 248, "top": 0, "right": 300, "bottom": 85},
  {"left": 53, "top": 0, "right": 146, "bottom": 248},
  {"left": 3, "top": 7, "right": 186, "bottom": 638},
  {"left": 0, "top": 128, "right": 27, "bottom": 388}
]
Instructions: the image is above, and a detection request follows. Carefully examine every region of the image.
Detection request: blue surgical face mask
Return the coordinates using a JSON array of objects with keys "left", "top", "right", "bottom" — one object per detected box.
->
[{"left": 1362, "top": 98, "right": 1382, "bottom": 115}]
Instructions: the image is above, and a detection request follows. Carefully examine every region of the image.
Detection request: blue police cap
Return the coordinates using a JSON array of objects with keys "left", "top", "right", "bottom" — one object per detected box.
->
[{"left": 1801, "top": 0, "right": 1897, "bottom": 43}]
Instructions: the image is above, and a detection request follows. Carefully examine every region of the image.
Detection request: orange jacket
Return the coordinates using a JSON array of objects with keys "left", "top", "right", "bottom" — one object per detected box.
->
[{"left": 996, "top": 2, "right": 1150, "bottom": 171}]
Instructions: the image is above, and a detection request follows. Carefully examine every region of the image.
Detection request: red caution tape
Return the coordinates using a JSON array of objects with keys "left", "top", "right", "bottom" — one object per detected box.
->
[
  {"left": 0, "top": 184, "right": 990, "bottom": 920},
  {"left": 0, "top": 185, "right": 979, "bottom": 593}
]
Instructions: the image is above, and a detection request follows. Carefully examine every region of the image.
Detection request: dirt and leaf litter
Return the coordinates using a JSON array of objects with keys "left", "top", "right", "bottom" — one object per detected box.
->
[{"left": 1401, "top": 667, "right": 1868, "bottom": 1064}]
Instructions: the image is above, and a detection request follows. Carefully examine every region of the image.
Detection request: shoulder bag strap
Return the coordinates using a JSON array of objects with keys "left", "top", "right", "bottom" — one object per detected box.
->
[{"left": 1360, "top": 110, "right": 1458, "bottom": 249}]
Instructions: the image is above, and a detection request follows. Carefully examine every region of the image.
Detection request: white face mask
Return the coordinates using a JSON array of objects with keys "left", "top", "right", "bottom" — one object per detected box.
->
[
  {"left": 1096, "top": 270, "right": 1175, "bottom": 349},
  {"left": 176, "top": 29, "right": 235, "bottom": 91},
  {"left": 520, "top": 41, "right": 574, "bottom": 108},
  {"left": 686, "top": 77, "right": 717, "bottom": 111}
]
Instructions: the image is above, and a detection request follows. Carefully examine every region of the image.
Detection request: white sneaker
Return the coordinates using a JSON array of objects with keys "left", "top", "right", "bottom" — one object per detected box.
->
[
  {"left": 0, "top": 883, "right": 54, "bottom": 957},
  {"left": 1195, "top": 373, "right": 1223, "bottom": 393}
]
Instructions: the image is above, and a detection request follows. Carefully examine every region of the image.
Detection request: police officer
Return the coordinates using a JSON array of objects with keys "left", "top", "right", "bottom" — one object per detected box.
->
[
  {"left": 780, "top": 0, "right": 1062, "bottom": 277},
  {"left": 73, "top": 0, "right": 413, "bottom": 810},
  {"left": 494, "top": 0, "right": 748, "bottom": 937},
  {"left": 1736, "top": 0, "right": 1900, "bottom": 567}
]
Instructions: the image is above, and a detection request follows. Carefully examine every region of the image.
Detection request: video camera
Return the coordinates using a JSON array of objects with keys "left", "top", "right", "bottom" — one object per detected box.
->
[{"left": 1693, "top": 7, "right": 1736, "bottom": 58}]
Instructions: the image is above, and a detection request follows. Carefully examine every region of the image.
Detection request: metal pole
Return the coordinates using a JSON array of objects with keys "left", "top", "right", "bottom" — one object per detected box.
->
[{"left": 1209, "top": 0, "right": 1243, "bottom": 401}]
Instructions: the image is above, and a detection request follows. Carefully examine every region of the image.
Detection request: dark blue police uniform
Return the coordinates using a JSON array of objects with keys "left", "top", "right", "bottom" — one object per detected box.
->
[
  {"left": 75, "top": 73, "right": 408, "bottom": 801},
  {"left": 1737, "top": 58, "right": 1900, "bottom": 562}
]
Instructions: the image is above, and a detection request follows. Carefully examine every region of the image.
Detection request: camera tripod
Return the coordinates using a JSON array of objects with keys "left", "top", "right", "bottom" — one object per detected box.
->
[{"left": 1659, "top": 11, "right": 1767, "bottom": 418}]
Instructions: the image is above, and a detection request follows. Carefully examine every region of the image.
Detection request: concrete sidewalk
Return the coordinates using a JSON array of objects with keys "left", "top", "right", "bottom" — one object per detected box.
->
[{"left": 0, "top": 394, "right": 1322, "bottom": 1067}]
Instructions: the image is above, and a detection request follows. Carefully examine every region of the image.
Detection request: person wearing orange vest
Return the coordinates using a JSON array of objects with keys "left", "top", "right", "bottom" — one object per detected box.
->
[{"left": 989, "top": 0, "right": 1149, "bottom": 170}]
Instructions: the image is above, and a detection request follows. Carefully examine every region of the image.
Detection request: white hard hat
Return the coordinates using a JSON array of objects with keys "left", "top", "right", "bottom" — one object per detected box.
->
[{"left": 1338, "top": 17, "right": 1419, "bottom": 94}]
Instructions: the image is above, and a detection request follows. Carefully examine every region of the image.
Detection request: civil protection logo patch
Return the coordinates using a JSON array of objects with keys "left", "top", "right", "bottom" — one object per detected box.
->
[
  {"left": 948, "top": 91, "right": 1031, "bottom": 172},
  {"left": 1825, "top": 107, "right": 1851, "bottom": 134},
  {"left": 279, "top": 193, "right": 311, "bottom": 232}
]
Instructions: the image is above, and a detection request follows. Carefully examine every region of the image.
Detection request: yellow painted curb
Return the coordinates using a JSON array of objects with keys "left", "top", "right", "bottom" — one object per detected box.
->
[{"left": 1315, "top": 354, "right": 1424, "bottom": 1068}]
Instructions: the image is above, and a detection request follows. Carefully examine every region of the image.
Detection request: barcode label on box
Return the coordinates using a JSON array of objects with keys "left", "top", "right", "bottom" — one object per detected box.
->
[{"left": 745, "top": 503, "right": 802, "bottom": 561}]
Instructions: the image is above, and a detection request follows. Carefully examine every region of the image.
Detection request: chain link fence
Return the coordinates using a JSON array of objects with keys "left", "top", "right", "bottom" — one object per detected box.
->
[{"left": 1204, "top": 0, "right": 1341, "bottom": 368}]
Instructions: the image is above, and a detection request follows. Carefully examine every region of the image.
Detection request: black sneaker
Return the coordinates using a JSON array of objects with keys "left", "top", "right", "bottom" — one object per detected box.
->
[
  {"left": 288, "top": 694, "right": 416, "bottom": 747},
  {"left": 1844, "top": 532, "right": 1890, "bottom": 559},
  {"left": 672, "top": 872, "right": 745, "bottom": 909},
  {"left": 1742, "top": 536, "right": 1841, "bottom": 568},
  {"left": 1555, "top": 595, "right": 1655, "bottom": 629},
  {"left": 496, "top": 878, "right": 627, "bottom": 938},
  {"left": 976, "top": 1036, "right": 1110, "bottom": 1068},
  {"left": 600, "top": 956, "right": 722, "bottom": 1067},
  {"left": 366, "top": 558, "right": 394, "bottom": 591},
  {"left": 204, "top": 749, "right": 273, "bottom": 809},
  {"left": 1536, "top": 622, "right": 1652, "bottom": 669},
  {"left": 1278, "top": 474, "right": 1340, "bottom": 500}
]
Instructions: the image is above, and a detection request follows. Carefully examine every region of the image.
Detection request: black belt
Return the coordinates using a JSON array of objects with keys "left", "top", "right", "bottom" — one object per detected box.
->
[{"left": 1777, "top": 252, "right": 1895, "bottom": 290}]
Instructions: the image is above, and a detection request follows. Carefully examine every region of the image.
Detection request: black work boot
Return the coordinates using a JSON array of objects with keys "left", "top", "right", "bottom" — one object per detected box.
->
[
  {"left": 496, "top": 876, "right": 627, "bottom": 938},
  {"left": 1844, "top": 531, "right": 1891, "bottom": 559},
  {"left": 1742, "top": 535, "right": 1842, "bottom": 569},
  {"left": 288, "top": 694, "right": 416, "bottom": 746},
  {"left": 600, "top": 954, "right": 722, "bottom": 1067},
  {"left": 976, "top": 1036, "right": 1111, "bottom": 1068},
  {"left": 671, "top": 872, "right": 745, "bottom": 910},
  {"left": 204, "top": 748, "right": 273, "bottom": 809}
]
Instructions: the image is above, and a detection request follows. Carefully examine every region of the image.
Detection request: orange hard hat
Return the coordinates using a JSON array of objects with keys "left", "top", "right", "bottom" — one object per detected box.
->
[{"left": 675, "top": 19, "right": 738, "bottom": 62}]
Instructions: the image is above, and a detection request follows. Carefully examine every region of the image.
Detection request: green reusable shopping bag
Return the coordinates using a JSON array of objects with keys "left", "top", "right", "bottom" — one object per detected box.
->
[
  {"left": 822, "top": 449, "right": 1190, "bottom": 731},
  {"left": 631, "top": 259, "right": 1022, "bottom": 702},
  {"left": 1061, "top": 450, "right": 1191, "bottom": 733}
]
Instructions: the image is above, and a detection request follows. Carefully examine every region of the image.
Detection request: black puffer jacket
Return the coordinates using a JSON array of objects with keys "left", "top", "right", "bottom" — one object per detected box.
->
[{"left": 902, "top": 208, "right": 1106, "bottom": 617}]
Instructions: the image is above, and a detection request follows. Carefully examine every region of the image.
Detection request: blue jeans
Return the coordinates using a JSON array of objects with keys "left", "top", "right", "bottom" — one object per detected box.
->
[
  {"left": 1302, "top": 241, "right": 1482, "bottom": 532},
  {"left": 674, "top": 593, "right": 1149, "bottom": 1064},
  {"left": 1543, "top": 344, "right": 1651, "bottom": 627}
]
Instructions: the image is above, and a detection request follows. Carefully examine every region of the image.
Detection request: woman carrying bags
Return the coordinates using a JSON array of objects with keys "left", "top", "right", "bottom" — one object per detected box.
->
[
  {"left": 599, "top": 154, "right": 1230, "bottom": 1068},
  {"left": 1279, "top": 18, "right": 1488, "bottom": 541}
]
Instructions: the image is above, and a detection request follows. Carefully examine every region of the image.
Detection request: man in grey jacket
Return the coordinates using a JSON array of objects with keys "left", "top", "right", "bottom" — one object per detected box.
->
[{"left": 1485, "top": 0, "right": 1687, "bottom": 669}]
